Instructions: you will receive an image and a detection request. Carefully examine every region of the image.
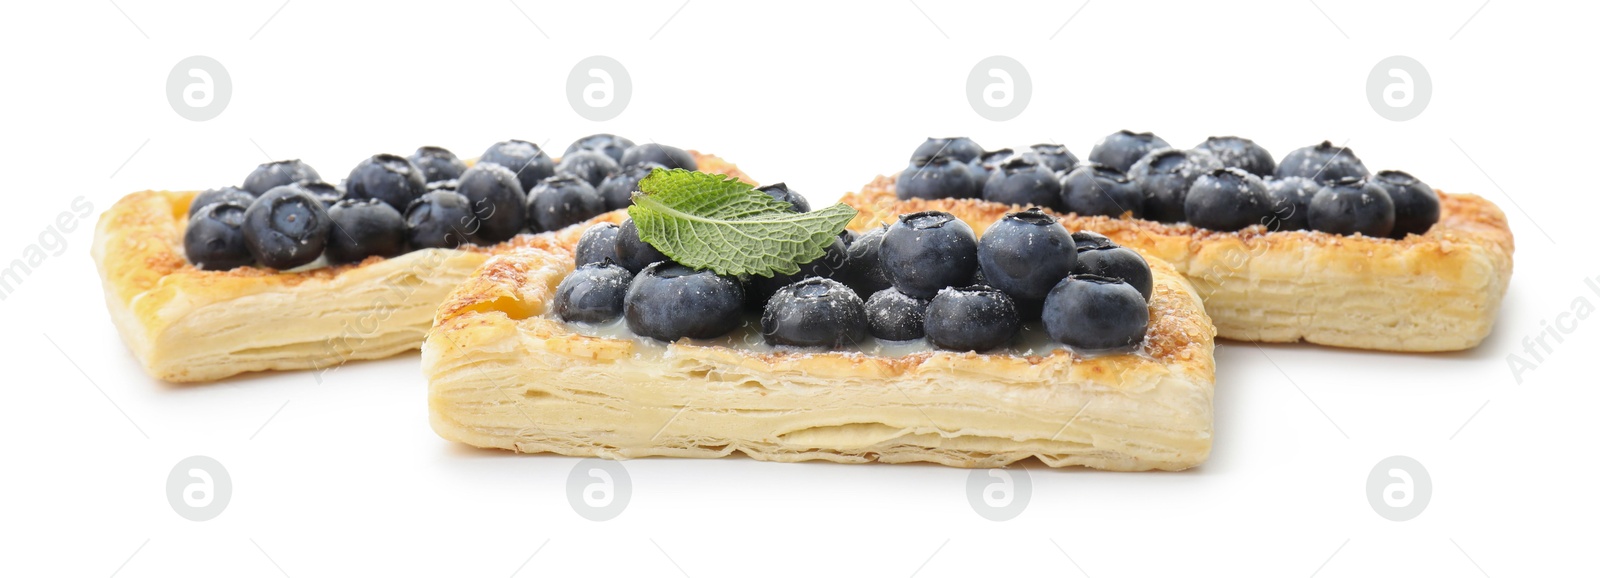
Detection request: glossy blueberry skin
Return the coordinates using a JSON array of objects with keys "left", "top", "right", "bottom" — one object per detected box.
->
[
  {"left": 1275, "top": 141, "right": 1370, "bottom": 183},
  {"left": 967, "top": 148, "right": 1015, "bottom": 183},
  {"left": 1130, "top": 148, "right": 1224, "bottom": 223},
  {"left": 1058, "top": 162, "right": 1144, "bottom": 218},
  {"left": 1184, "top": 167, "right": 1274, "bottom": 232},
  {"left": 345, "top": 154, "right": 428, "bottom": 212},
  {"left": 1263, "top": 176, "right": 1319, "bottom": 232},
  {"left": 1089, "top": 130, "right": 1171, "bottom": 173},
  {"left": 620, "top": 143, "right": 697, "bottom": 171},
  {"left": 241, "top": 185, "right": 332, "bottom": 269},
  {"left": 1043, "top": 274, "right": 1149, "bottom": 351},
  {"left": 597, "top": 162, "right": 664, "bottom": 211},
  {"left": 745, "top": 238, "right": 848, "bottom": 311},
  {"left": 864, "top": 288, "right": 930, "bottom": 341},
  {"left": 189, "top": 186, "right": 254, "bottom": 217},
  {"left": 575, "top": 222, "right": 621, "bottom": 266},
  {"left": 624, "top": 262, "right": 745, "bottom": 341},
  {"left": 480, "top": 140, "right": 555, "bottom": 192},
  {"left": 426, "top": 179, "right": 459, "bottom": 192},
  {"left": 526, "top": 175, "right": 605, "bottom": 233},
  {"left": 1071, "top": 230, "right": 1115, "bottom": 251},
  {"left": 839, "top": 224, "right": 892, "bottom": 299},
  {"left": 1194, "top": 136, "right": 1276, "bottom": 177},
  {"left": 409, "top": 146, "right": 467, "bottom": 184},
  {"left": 556, "top": 149, "right": 622, "bottom": 188},
  {"left": 1024, "top": 143, "right": 1079, "bottom": 173},
  {"left": 1308, "top": 177, "right": 1395, "bottom": 237},
  {"left": 554, "top": 261, "right": 633, "bottom": 324},
  {"left": 761, "top": 277, "right": 868, "bottom": 348},
  {"left": 184, "top": 200, "right": 254, "bottom": 271},
  {"left": 404, "top": 190, "right": 480, "bottom": 249},
  {"left": 324, "top": 198, "right": 406, "bottom": 264},
  {"left": 564, "top": 133, "right": 636, "bottom": 164},
  {"left": 982, "top": 156, "right": 1063, "bottom": 209},
  {"left": 757, "top": 182, "right": 811, "bottom": 213},
  {"left": 924, "top": 285, "right": 1020, "bottom": 351},
  {"left": 838, "top": 229, "right": 857, "bottom": 247},
  {"left": 1072, "top": 245, "right": 1153, "bottom": 301},
  {"left": 977, "top": 209, "right": 1077, "bottom": 302},
  {"left": 454, "top": 162, "right": 528, "bottom": 243},
  {"left": 1371, "top": 170, "right": 1439, "bottom": 238},
  {"left": 296, "top": 181, "right": 343, "bottom": 207},
  {"left": 243, "top": 159, "right": 321, "bottom": 196},
  {"left": 612, "top": 218, "right": 671, "bottom": 273},
  {"left": 912, "top": 137, "right": 984, "bottom": 164},
  {"left": 896, "top": 157, "right": 980, "bottom": 200},
  {"left": 879, "top": 211, "right": 979, "bottom": 299}
]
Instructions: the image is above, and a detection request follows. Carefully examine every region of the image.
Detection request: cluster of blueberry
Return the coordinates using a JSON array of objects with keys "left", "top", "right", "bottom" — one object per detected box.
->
[
  {"left": 895, "top": 132, "right": 1441, "bottom": 238},
  {"left": 554, "top": 201, "right": 1153, "bottom": 353},
  {"left": 182, "top": 135, "right": 698, "bottom": 271}
]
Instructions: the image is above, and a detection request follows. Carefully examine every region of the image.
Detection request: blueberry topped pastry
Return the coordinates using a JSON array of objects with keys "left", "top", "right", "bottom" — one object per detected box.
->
[{"left": 1089, "top": 130, "right": 1170, "bottom": 173}]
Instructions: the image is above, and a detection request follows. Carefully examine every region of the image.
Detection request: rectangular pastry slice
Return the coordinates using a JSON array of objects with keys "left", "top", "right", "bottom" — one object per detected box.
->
[
  {"left": 91, "top": 152, "right": 748, "bottom": 382},
  {"left": 423, "top": 201, "right": 1217, "bottom": 471},
  {"left": 845, "top": 175, "right": 1514, "bottom": 352}
]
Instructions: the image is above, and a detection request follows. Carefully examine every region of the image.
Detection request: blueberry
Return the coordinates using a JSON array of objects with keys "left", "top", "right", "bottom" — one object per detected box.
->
[
  {"left": 295, "top": 181, "right": 343, "bottom": 207},
  {"left": 924, "top": 285, "right": 1019, "bottom": 351},
  {"left": 189, "top": 186, "right": 253, "bottom": 217},
  {"left": 1058, "top": 162, "right": 1143, "bottom": 218},
  {"left": 967, "top": 148, "right": 1015, "bottom": 183},
  {"left": 613, "top": 218, "right": 670, "bottom": 273},
  {"left": 745, "top": 237, "right": 848, "bottom": 310},
  {"left": 838, "top": 229, "right": 858, "bottom": 247},
  {"left": 556, "top": 149, "right": 621, "bottom": 187},
  {"left": 838, "top": 224, "right": 893, "bottom": 299},
  {"left": 575, "top": 222, "right": 621, "bottom": 266},
  {"left": 879, "top": 211, "right": 979, "bottom": 299},
  {"left": 345, "top": 154, "right": 428, "bottom": 211},
  {"left": 1073, "top": 245, "right": 1153, "bottom": 301},
  {"left": 624, "top": 262, "right": 744, "bottom": 341},
  {"left": 243, "top": 159, "right": 320, "bottom": 196},
  {"left": 896, "top": 156, "right": 979, "bottom": 200},
  {"left": 757, "top": 182, "right": 810, "bottom": 212},
  {"left": 408, "top": 146, "right": 467, "bottom": 184},
  {"left": 912, "top": 137, "right": 984, "bottom": 164},
  {"left": 1024, "top": 143, "right": 1079, "bottom": 173},
  {"left": 241, "top": 185, "right": 332, "bottom": 269},
  {"left": 864, "top": 288, "right": 930, "bottom": 341},
  {"left": 1070, "top": 230, "right": 1115, "bottom": 251},
  {"left": 982, "top": 156, "right": 1063, "bottom": 209},
  {"left": 977, "top": 208, "right": 1076, "bottom": 302},
  {"left": 480, "top": 140, "right": 555, "bottom": 192},
  {"left": 1184, "top": 168, "right": 1273, "bottom": 232},
  {"left": 1129, "top": 148, "right": 1223, "bottom": 223},
  {"left": 1371, "top": 170, "right": 1439, "bottom": 238},
  {"left": 596, "top": 162, "right": 664, "bottom": 211},
  {"left": 404, "top": 190, "right": 480, "bottom": 249},
  {"left": 1263, "top": 176, "right": 1319, "bottom": 232},
  {"left": 554, "top": 261, "right": 632, "bottom": 324},
  {"left": 1042, "top": 275, "right": 1149, "bottom": 351},
  {"left": 1194, "top": 136, "right": 1275, "bottom": 177},
  {"left": 526, "top": 175, "right": 605, "bottom": 233},
  {"left": 426, "top": 179, "right": 459, "bottom": 192},
  {"left": 565, "top": 133, "right": 636, "bottom": 164},
  {"left": 1307, "top": 177, "right": 1394, "bottom": 237},
  {"left": 184, "top": 200, "right": 253, "bottom": 271},
  {"left": 325, "top": 198, "right": 406, "bottom": 264},
  {"left": 1275, "top": 141, "right": 1369, "bottom": 183},
  {"left": 761, "top": 277, "right": 868, "bottom": 348},
  {"left": 1089, "top": 130, "right": 1170, "bottom": 173},
  {"left": 455, "top": 163, "right": 528, "bottom": 243},
  {"left": 620, "top": 143, "right": 697, "bottom": 171}
]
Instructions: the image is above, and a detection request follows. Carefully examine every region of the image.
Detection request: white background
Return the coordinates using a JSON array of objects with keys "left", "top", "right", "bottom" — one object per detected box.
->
[{"left": 2, "top": 0, "right": 1596, "bottom": 575}]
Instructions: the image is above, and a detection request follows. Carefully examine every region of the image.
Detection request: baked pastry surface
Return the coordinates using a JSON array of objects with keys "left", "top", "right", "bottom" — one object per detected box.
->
[
  {"left": 424, "top": 200, "right": 1217, "bottom": 471},
  {"left": 844, "top": 174, "right": 1515, "bottom": 352},
  {"left": 92, "top": 152, "right": 749, "bottom": 382}
]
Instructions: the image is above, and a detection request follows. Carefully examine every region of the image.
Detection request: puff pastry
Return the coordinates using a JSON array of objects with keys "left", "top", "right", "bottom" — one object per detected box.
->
[
  {"left": 423, "top": 200, "right": 1217, "bottom": 471},
  {"left": 844, "top": 174, "right": 1515, "bottom": 352},
  {"left": 91, "top": 152, "right": 750, "bottom": 382}
]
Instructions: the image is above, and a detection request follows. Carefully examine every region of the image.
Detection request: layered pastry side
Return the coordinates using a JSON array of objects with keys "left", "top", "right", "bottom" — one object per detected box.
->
[
  {"left": 424, "top": 196, "right": 1217, "bottom": 471},
  {"left": 93, "top": 137, "right": 747, "bottom": 382},
  {"left": 851, "top": 135, "right": 1515, "bottom": 352}
]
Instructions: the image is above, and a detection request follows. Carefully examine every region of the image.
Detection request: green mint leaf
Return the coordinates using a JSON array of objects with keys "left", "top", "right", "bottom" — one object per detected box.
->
[{"left": 627, "top": 169, "right": 857, "bottom": 277}]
